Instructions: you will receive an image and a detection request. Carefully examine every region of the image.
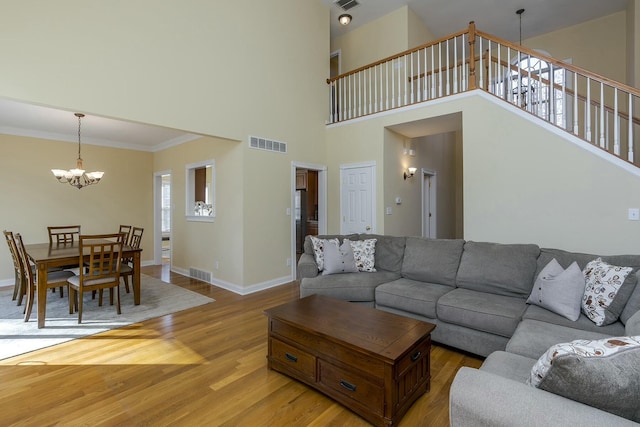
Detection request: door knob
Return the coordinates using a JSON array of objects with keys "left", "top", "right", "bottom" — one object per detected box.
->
[{"left": 365, "top": 226, "right": 371, "bottom": 231}]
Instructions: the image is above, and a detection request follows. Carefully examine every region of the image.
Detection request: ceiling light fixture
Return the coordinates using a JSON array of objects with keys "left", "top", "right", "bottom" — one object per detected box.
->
[
  {"left": 51, "top": 113, "right": 104, "bottom": 189},
  {"left": 339, "top": 14, "right": 352, "bottom": 26}
]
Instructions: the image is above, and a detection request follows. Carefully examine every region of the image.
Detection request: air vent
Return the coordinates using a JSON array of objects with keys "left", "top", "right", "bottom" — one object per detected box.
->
[
  {"left": 334, "top": 0, "right": 359, "bottom": 11},
  {"left": 189, "top": 267, "right": 211, "bottom": 283},
  {"left": 249, "top": 136, "right": 287, "bottom": 154}
]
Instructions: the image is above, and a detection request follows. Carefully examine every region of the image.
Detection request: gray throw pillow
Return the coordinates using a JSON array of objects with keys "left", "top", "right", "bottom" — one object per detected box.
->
[
  {"left": 539, "top": 345, "right": 640, "bottom": 422},
  {"left": 322, "top": 240, "right": 358, "bottom": 275},
  {"left": 526, "top": 259, "right": 585, "bottom": 321}
]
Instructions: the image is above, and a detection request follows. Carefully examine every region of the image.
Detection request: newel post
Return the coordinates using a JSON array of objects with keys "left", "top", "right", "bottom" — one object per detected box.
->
[{"left": 468, "top": 21, "right": 477, "bottom": 90}]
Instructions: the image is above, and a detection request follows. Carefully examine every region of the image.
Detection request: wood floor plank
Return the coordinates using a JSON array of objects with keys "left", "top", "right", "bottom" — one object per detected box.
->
[{"left": 0, "top": 265, "right": 483, "bottom": 426}]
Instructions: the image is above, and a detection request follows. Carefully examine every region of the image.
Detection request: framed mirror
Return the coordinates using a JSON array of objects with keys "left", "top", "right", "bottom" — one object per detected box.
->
[{"left": 185, "top": 159, "right": 215, "bottom": 222}]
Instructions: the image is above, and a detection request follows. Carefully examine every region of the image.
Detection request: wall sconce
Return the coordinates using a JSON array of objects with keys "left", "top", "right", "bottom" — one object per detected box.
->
[
  {"left": 404, "top": 167, "right": 417, "bottom": 180},
  {"left": 339, "top": 14, "right": 352, "bottom": 26}
]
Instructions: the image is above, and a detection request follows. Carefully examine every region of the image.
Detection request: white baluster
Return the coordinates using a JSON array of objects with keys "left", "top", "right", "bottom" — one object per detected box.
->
[
  {"left": 497, "top": 43, "right": 502, "bottom": 98},
  {"left": 599, "top": 82, "right": 606, "bottom": 148},
  {"left": 506, "top": 46, "right": 511, "bottom": 103},
  {"left": 405, "top": 54, "right": 408, "bottom": 106},
  {"left": 478, "top": 37, "right": 483, "bottom": 90},
  {"left": 432, "top": 45, "right": 436, "bottom": 98},
  {"left": 461, "top": 34, "right": 466, "bottom": 91},
  {"left": 487, "top": 40, "right": 492, "bottom": 95},
  {"left": 586, "top": 78, "right": 592, "bottom": 142},
  {"left": 453, "top": 36, "right": 458, "bottom": 93},
  {"left": 573, "top": 72, "right": 579, "bottom": 135},
  {"left": 526, "top": 55, "right": 532, "bottom": 112},
  {"left": 446, "top": 39, "right": 450, "bottom": 95},
  {"left": 424, "top": 47, "right": 428, "bottom": 100},
  {"left": 415, "top": 49, "right": 420, "bottom": 103},
  {"left": 410, "top": 52, "right": 414, "bottom": 104},
  {"left": 629, "top": 94, "right": 635, "bottom": 162}
]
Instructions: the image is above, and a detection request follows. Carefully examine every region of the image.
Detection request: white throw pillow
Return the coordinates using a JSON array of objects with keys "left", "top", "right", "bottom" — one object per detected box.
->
[
  {"left": 526, "top": 259, "right": 585, "bottom": 321},
  {"left": 309, "top": 236, "right": 339, "bottom": 272},
  {"left": 322, "top": 240, "right": 358, "bottom": 275},
  {"left": 345, "top": 238, "right": 377, "bottom": 272},
  {"left": 582, "top": 258, "right": 633, "bottom": 326}
]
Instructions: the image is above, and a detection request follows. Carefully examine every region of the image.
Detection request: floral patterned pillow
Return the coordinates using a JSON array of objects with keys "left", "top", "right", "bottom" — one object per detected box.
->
[
  {"left": 582, "top": 258, "right": 634, "bottom": 326},
  {"left": 529, "top": 335, "right": 640, "bottom": 388},
  {"left": 309, "top": 236, "right": 339, "bottom": 272},
  {"left": 345, "top": 238, "right": 377, "bottom": 272}
]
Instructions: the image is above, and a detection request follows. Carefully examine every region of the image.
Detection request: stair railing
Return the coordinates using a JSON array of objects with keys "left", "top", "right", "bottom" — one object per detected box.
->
[{"left": 327, "top": 22, "right": 640, "bottom": 168}]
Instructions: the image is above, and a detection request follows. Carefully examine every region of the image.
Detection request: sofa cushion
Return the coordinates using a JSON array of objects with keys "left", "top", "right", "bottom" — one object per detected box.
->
[
  {"left": 506, "top": 319, "right": 613, "bottom": 360},
  {"left": 299, "top": 271, "right": 400, "bottom": 302},
  {"left": 308, "top": 236, "right": 339, "bottom": 271},
  {"left": 322, "top": 240, "right": 358, "bottom": 275},
  {"left": 401, "top": 237, "right": 464, "bottom": 286},
  {"left": 345, "top": 238, "right": 377, "bottom": 272},
  {"left": 456, "top": 241, "right": 540, "bottom": 298},
  {"left": 437, "top": 288, "right": 527, "bottom": 337},
  {"left": 621, "top": 274, "right": 640, "bottom": 324},
  {"left": 627, "top": 311, "right": 640, "bottom": 336},
  {"left": 581, "top": 258, "right": 637, "bottom": 326},
  {"left": 375, "top": 278, "right": 454, "bottom": 319},
  {"left": 303, "top": 234, "right": 358, "bottom": 256},
  {"left": 526, "top": 259, "right": 585, "bottom": 321},
  {"left": 480, "top": 351, "right": 537, "bottom": 383},
  {"left": 359, "top": 234, "right": 406, "bottom": 273},
  {"left": 523, "top": 304, "right": 626, "bottom": 336},
  {"left": 531, "top": 336, "right": 640, "bottom": 422}
]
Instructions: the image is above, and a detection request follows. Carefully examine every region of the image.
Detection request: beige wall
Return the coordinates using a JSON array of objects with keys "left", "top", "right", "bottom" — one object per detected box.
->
[
  {"left": 331, "top": 6, "right": 411, "bottom": 73},
  {"left": 326, "top": 92, "right": 640, "bottom": 255},
  {"left": 0, "top": 134, "right": 154, "bottom": 279},
  {"left": 0, "top": 0, "right": 329, "bottom": 290},
  {"left": 524, "top": 12, "right": 627, "bottom": 83}
]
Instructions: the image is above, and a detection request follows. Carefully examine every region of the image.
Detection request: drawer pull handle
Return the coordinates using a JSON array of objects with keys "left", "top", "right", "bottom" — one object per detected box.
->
[
  {"left": 411, "top": 351, "right": 421, "bottom": 362},
  {"left": 285, "top": 352, "right": 298, "bottom": 363},
  {"left": 340, "top": 380, "right": 357, "bottom": 392}
]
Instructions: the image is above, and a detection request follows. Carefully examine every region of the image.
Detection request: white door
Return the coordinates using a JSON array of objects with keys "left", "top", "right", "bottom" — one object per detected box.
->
[
  {"left": 422, "top": 170, "right": 436, "bottom": 238},
  {"left": 340, "top": 163, "right": 375, "bottom": 234}
]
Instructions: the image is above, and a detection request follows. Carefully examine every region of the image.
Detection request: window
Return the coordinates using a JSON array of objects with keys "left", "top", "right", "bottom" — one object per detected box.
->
[{"left": 185, "top": 159, "right": 215, "bottom": 222}]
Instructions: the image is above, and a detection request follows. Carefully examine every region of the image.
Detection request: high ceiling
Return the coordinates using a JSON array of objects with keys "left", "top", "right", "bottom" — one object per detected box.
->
[
  {"left": 323, "top": 0, "right": 628, "bottom": 42},
  {"left": 0, "top": 0, "right": 629, "bottom": 150}
]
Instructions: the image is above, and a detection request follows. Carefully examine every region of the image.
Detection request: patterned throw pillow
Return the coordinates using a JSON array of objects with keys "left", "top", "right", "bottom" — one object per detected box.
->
[
  {"left": 582, "top": 258, "right": 633, "bottom": 326},
  {"left": 528, "top": 336, "right": 640, "bottom": 422},
  {"left": 309, "top": 236, "right": 339, "bottom": 272},
  {"left": 529, "top": 335, "right": 640, "bottom": 388},
  {"left": 345, "top": 238, "right": 377, "bottom": 272}
]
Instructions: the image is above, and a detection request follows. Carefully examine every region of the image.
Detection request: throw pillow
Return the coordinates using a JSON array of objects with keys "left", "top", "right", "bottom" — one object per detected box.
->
[
  {"left": 322, "top": 240, "right": 358, "bottom": 275},
  {"left": 529, "top": 336, "right": 640, "bottom": 422},
  {"left": 582, "top": 258, "right": 635, "bottom": 326},
  {"left": 345, "top": 238, "right": 377, "bottom": 272},
  {"left": 309, "top": 236, "right": 339, "bottom": 272},
  {"left": 526, "top": 259, "right": 585, "bottom": 321}
]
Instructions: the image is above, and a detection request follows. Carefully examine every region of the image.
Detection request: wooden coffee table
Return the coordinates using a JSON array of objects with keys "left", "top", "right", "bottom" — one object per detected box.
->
[{"left": 264, "top": 294, "right": 436, "bottom": 427}]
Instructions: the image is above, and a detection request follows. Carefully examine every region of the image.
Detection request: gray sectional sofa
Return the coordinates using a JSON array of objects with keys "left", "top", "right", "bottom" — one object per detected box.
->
[{"left": 297, "top": 234, "right": 640, "bottom": 426}]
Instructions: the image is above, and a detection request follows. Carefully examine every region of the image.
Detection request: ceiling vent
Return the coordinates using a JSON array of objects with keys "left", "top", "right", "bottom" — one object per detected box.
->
[{"left": 334, "top": 0, "right": 359, "bottom": 11}]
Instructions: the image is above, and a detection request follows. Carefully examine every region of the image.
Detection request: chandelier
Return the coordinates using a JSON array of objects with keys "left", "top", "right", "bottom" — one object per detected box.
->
[{"left": 51, "top": 113, "right": 104, "bottom": 189}]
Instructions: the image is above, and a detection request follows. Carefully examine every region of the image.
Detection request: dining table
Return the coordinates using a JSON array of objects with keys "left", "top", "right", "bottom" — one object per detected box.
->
[{"left": 25, "top": 240, "right": 142, "bottom": 328}]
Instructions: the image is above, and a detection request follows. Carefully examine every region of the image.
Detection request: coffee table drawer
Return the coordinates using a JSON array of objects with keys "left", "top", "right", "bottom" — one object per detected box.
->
[
  {"left": 396, "top": 336, "right": 431, "bottom": 378},
  {"left": 270, "top": 338, "right": 316, "bottom": 382},
  {"left": 318, "top": 359, "right": 384, "bottom": 416}
]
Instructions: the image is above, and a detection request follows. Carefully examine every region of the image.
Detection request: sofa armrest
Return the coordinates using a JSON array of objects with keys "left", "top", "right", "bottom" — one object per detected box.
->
[
  {"left": 296, "top": 253, "right": 318, "bottom": 282},
  {"left": 450, "top": 367, "right": 638, "bottom": 427}
]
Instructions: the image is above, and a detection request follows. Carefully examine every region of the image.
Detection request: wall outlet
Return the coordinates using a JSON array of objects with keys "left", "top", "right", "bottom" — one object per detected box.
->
[
  {"left": 386, "top": 207, "right": 392, "bottom": 215},
  {"left": 286, "top": 258, "right": 292, "bottom": 266},
  {"left": 214, "top": 261, "right": 219, "bottom": 270},
  {"left": 629, "top": 208, "right": 640, "bottom": 221}
]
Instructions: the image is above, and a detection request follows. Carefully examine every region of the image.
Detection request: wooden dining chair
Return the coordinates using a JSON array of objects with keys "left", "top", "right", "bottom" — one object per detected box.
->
[
  {"left": 14, "top": 233, "right": 75, "bottom": 323},
  {"left": 118, "top": 225, "right": 132, "bottom": 246},
  {"left": 67, "top": 233, "right": 124, "bottom": 323},
  {"left": 120, "top": 226, "right": 143, "bottom": 293},
  {"left": 4, "top": 230, "right": 27, "bottom": 306},
  {"left": 47, "top": 225, "right": 81, "bottom": 245}
]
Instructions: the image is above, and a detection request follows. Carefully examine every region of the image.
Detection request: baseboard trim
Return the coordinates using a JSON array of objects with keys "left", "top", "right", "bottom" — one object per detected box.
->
[{"left": 171, "top": 266, "right": 294, "bottom": 296}]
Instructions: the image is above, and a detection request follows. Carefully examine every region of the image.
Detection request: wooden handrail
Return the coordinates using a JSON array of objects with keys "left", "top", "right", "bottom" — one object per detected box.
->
[
  {"left": 476, "top": 29, "right": 640, "bottom": 98},
  {"left": 326, "top": 27, "right": 470, "bottom": 84}
]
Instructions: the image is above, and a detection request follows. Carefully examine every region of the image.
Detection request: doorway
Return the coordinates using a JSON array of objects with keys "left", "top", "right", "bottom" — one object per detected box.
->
[
  {"left": 154, "top": 171, "right": 172, "bottom": 268},
  {"left": 422, "top": 169, "right": 437, "bottom": 238},
  {"left": 340, "top": 162, "right": 376, "bottom": 234},
  {"left": 292, "top": 163, "right": 327, "bottom": 273}
]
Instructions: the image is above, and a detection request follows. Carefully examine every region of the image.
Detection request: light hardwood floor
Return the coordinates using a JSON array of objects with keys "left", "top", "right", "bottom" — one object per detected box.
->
[{"left": 0, "top": 265, "right": 483, "bottom": 426}]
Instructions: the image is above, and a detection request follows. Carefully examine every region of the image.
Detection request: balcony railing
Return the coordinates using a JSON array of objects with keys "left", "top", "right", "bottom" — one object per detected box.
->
[{"left": 327, "top": 22, "right": 640, "bottom": 168}]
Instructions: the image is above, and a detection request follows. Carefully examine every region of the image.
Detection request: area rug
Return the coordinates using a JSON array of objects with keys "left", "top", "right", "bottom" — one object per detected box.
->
[{"left": 0, "top": 274, "right": 214, "bottom": 360}]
